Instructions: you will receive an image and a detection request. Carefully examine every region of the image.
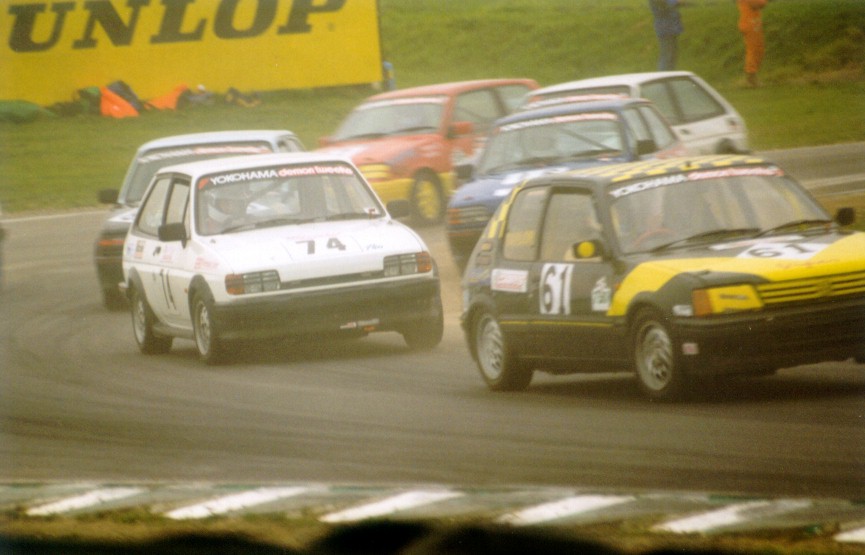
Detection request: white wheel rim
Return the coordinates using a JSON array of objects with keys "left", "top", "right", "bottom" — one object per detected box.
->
[
  {"left": 132, "top": 293, "right": 147, "bottom": 345},
  {"left": 195, "top": 301, "right": 212, "bottom": 356},
  {"left": 477, "top": 315, "right": 504, "bottom": 381},
  {"left": 637, "top": 323, "right": 673, "bottom": 391}
]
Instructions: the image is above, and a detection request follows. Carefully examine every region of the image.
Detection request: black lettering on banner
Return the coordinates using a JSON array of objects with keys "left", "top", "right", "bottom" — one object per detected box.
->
[
  {"left": 214, "top": 0, "right": 277, "bottom": 39},
  {"left": 278, "top": 0, "right": 346, "bottom": 34},
  {"left": 151, "top": 0, "right": 206, "bottom": 44},
  {"left": 8, "top": 2, "right": 75, "bottom": 52},
  {"left": 73, "top": 0, "right": 149, "bottom": 49}
]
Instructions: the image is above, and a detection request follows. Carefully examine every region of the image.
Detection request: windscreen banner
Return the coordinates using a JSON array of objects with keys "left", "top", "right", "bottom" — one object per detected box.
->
[{"left": 1, "top": 0, "right": 383, "bottom": 105}]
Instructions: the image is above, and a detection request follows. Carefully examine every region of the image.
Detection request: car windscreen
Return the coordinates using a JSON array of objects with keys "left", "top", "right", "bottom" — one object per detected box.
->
[
  {"left": 609, "top": 168, "right": 831, "bottom": 254},
  {"left": 122, "top": 142, "right": 275, "bottom": 205},
  {"left": 195, "top": 162, "right": 385, "bottom": 236},
  {"left": 331, "top": 97, "right": 446, "bottom": 141},
  {"left": 477, "top": 112, "right": 625, "bottom": 175}
]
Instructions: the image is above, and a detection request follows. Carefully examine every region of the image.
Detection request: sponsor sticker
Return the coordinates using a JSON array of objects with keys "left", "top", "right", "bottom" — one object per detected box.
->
[{"left": 491, "top": 268, "right": 528, "bottom": 293}]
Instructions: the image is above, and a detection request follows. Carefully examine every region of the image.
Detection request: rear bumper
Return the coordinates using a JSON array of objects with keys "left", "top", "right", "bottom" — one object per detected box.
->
[
  {"left": 211, "top": 276, "right": 442, "bottom": 340},
  {"left": 676, "top": 297, "right": 865, "bottom": 375}
]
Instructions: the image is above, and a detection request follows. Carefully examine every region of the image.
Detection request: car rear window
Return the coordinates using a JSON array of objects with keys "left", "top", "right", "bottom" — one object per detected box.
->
[{"left": 641, "top": 78, "right": 725, "bottom": 125}]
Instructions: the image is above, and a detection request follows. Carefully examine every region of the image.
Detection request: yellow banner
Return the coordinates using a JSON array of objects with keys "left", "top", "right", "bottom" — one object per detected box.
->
[{"left": 1, "top": 0, "right": 382, "bottom": 105}]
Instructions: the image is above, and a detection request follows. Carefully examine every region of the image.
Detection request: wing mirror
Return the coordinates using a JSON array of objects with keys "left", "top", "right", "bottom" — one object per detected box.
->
[
  {"left": 158, "top": 222, "right": 187, "bottom": 245},
  {"left": 448, "top": 121, "right": 474, "bottom": 138},
  {"left": 835, "top": 207, "right": 855, "bottom": 226},
  {"left": 571, "top": 239, "right": 609, "bottom": 260}
]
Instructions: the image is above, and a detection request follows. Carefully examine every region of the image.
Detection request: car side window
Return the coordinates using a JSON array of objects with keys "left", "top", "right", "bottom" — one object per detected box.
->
[
  {"left": 496, "top": 84, "right": 535, "bottom": 113},
  {"left": 136, "top": 177, "right": 171, "bottom": 236},
  {"left": 453, "top": 89, "right": 501, "bottom": 134},
  {"left": 165, "top": 180, "right": 190, "bottom": 227},
  {"left": 666, "top": 77, "right": 725, "bottom": 123},
  {"left": 641, "top": 81, "right": 680, "bottom": 125},
  {"left": 502, "top": 187, "right": 547, "bottom": 261},
  {"left": 621, "top": 108, "right": 652, "bottom": 153},
  {"left": 638, "top": 105, "right": 677, "bottom": 149},
  {"left": 539, "top": 191, "right": 600, "bottom": 261}
]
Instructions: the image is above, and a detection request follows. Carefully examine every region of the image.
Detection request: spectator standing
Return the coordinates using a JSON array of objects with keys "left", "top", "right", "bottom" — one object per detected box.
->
[
  {"left": 737, "top": 0, "right": 769, "bottom": 87},
  {"left": 649, "top": 0, "right": 684, "bottom": 71}
]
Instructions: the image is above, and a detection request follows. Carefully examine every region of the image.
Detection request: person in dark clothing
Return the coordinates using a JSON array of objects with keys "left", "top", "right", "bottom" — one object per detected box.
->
[{"left": 649, "top": 0, "right": 684, "bottom": 71}]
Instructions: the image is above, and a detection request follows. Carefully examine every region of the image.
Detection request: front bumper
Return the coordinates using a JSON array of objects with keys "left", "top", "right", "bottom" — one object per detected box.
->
[
  {"left": 211, "top": 276, "right": 442, "bottom": 340},
  {"left": 676, "top": 296, "right": 865, "bottom": 376}
]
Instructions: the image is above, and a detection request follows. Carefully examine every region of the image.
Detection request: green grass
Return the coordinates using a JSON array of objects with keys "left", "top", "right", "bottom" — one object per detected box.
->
[{"left": 1, "top": 0, "right": 863, "bottom": 214}]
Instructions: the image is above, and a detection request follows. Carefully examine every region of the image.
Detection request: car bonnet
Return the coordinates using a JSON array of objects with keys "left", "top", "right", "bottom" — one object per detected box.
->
[{"left": 197, "top": 219, "right": 429, "bottom": 283}]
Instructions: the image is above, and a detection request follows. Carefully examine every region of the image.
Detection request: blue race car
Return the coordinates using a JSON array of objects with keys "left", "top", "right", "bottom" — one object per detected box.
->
[{"left": 445, "top": 97, "right": 684, "bottom": 269}]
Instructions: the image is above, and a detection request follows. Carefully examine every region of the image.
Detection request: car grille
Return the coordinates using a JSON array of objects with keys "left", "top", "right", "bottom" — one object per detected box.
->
[
  {"left": 756, "top": 270, "right": 865, "bottom": 305},
  {"left": 447, "top": 205, "right": 491, "bottom": 227}
]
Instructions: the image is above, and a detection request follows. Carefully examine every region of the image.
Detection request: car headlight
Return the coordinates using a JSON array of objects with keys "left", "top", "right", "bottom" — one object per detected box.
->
[
  {"left": 691, "top": 284, "right": 763, "bottom": 317},
  {"left": 225, "top": 270, "right": 280, "bottom": 295},
  {"left": 384, "top": 252, "right": 432, "bottom": 277}
]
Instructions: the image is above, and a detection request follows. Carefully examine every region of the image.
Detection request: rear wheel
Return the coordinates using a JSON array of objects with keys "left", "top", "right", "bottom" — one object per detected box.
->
[
  {"left": 632, "top": 309, "right": 688, "bottom": 401},
  {"left": 192, "top": 291, "right": 229, "bottom": 365},
  {"left": 473, "top": 310, "right": 532, "bottom": 391},
  {"left": 410, "top": 171, "right": 445, "bottom": 226},
  {"left": 130, "top": 285, "right": 172, "bottom": 355}
]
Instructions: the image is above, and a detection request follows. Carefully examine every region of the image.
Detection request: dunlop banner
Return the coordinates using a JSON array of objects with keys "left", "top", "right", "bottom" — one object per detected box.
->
[{"left": 1, "top": 0, "right": 383, "bottom": 105}]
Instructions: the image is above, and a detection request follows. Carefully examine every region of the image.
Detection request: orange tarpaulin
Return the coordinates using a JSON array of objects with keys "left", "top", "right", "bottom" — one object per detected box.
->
[{"left": 99, "top": 86, "right": 138, "bottom": 118}]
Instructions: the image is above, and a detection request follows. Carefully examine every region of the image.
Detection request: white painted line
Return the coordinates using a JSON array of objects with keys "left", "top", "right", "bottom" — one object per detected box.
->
[
  {"left": 654, "top": 499, "right": 811, "bottom": 533},
  {"left": 497, "top": 495, "right": 635, "bottom": 526},
  {"left": 165, "top": 486, "right": 308, "bottom": 520},
  {"left": 4, "top": 210, "right": 106, "bottom": 224},
  {"left": 26, "top": 487, "right": 144, "bottom": 516},
  {"left": 836, "top": 526, "right": 865, "bottom": 543},
  {"left": 320, "top": 490, "right": 463, "bottom": 523}
]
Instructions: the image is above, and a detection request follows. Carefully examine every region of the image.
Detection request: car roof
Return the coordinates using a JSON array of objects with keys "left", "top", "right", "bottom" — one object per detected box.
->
[
  {"left": 158, "top": 151, "right": 356, "bottom": 179},
  {"left": 531, "top": 71, "right": 698, "bottom": 97},
  {"left": 522, "top": 154, "right": 774, "bottom": 189},
  {"left": 138, "top": 130, "right": 299, "bottom": 151},
  {"left": 497, "top": 97, "right": 654, "bottom": 126},
  {"left": 363, "top": 78, "right": 539, "bottom": 101}
]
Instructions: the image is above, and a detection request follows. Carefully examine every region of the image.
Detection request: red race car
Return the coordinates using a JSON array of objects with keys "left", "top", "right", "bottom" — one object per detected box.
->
[{"left": 318, "top": 79, "right": 538, "bottom": 226}]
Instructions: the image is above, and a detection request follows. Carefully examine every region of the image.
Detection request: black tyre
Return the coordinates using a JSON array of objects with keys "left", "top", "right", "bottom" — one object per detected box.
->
[
  {"left": 632, "top": 309, "right": 689, "bottom": 401},
  {"left": 473, "top": 310, "right": 532, "bottom": 391},
  {"left": 410, "top": 171, "right": 445, "bottom": 226},
  {"left": 102, "top": 287, "right": 127, "bottom": 311},
  {"left": 192, "top": 291, "right": 229, "bottom": 365},
  {"left": 130, "top": 285, "right": 172, "bottom": 355},
  {"left": 402, "top": 297, "right": 444, "bottom": 350}
]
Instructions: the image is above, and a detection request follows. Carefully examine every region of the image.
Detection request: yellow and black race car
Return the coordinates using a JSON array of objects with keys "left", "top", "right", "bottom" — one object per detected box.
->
[{"left": 461, "top": 155, "right": 865, "bottom": 400}]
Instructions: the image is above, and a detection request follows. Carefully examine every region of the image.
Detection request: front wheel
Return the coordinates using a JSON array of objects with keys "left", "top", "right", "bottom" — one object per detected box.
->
[
  {"left": 192, "top": 291, "right": 229, "bottom": 365},
  {"left": 473, "top": 310, "right": 532, "bottom": 391},
  {"left": 632, "top": 309, "right": 688, "bottom": 401},
  {"left": 130, "top": 285, "right": 172, "bottom": 355},
  {"left": 410, "top": 171, "right": 445, "bottom": 226},
  {"left": 402, "top": 297, "right": 444, "bottom": 350}
]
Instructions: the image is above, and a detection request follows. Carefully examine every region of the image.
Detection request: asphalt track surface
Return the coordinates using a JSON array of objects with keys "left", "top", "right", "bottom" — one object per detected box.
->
[{"left": 0, "top": 145, "right": 863, "bottom": 538}]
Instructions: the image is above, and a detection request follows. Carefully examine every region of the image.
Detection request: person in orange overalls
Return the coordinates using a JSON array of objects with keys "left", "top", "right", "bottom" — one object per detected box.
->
[{"left": 737, "top": 0, "right": 769, "bottom": 87}]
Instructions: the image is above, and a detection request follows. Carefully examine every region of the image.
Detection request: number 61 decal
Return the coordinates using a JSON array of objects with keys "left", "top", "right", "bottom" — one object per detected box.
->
[
  {"left": 737, "top": 242, "right": 827, "bottom": 260},
  {"left": 540, "top": 263, "right": 573, "bottom": 315}
]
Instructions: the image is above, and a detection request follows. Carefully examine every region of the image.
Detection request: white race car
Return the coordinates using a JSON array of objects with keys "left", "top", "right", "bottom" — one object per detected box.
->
[{"left": 122, "top": 152, "right": 443, "bottom": 364}]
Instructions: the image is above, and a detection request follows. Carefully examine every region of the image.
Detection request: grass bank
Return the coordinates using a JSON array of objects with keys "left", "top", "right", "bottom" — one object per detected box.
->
[{"left": 1, "top": 0, "right": 863, "bottom": 214}]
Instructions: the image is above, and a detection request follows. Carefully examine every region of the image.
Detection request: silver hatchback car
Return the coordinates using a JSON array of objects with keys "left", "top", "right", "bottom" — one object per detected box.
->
[{"left": 523, "top": 71, "right": 749, "bottom": 155}]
